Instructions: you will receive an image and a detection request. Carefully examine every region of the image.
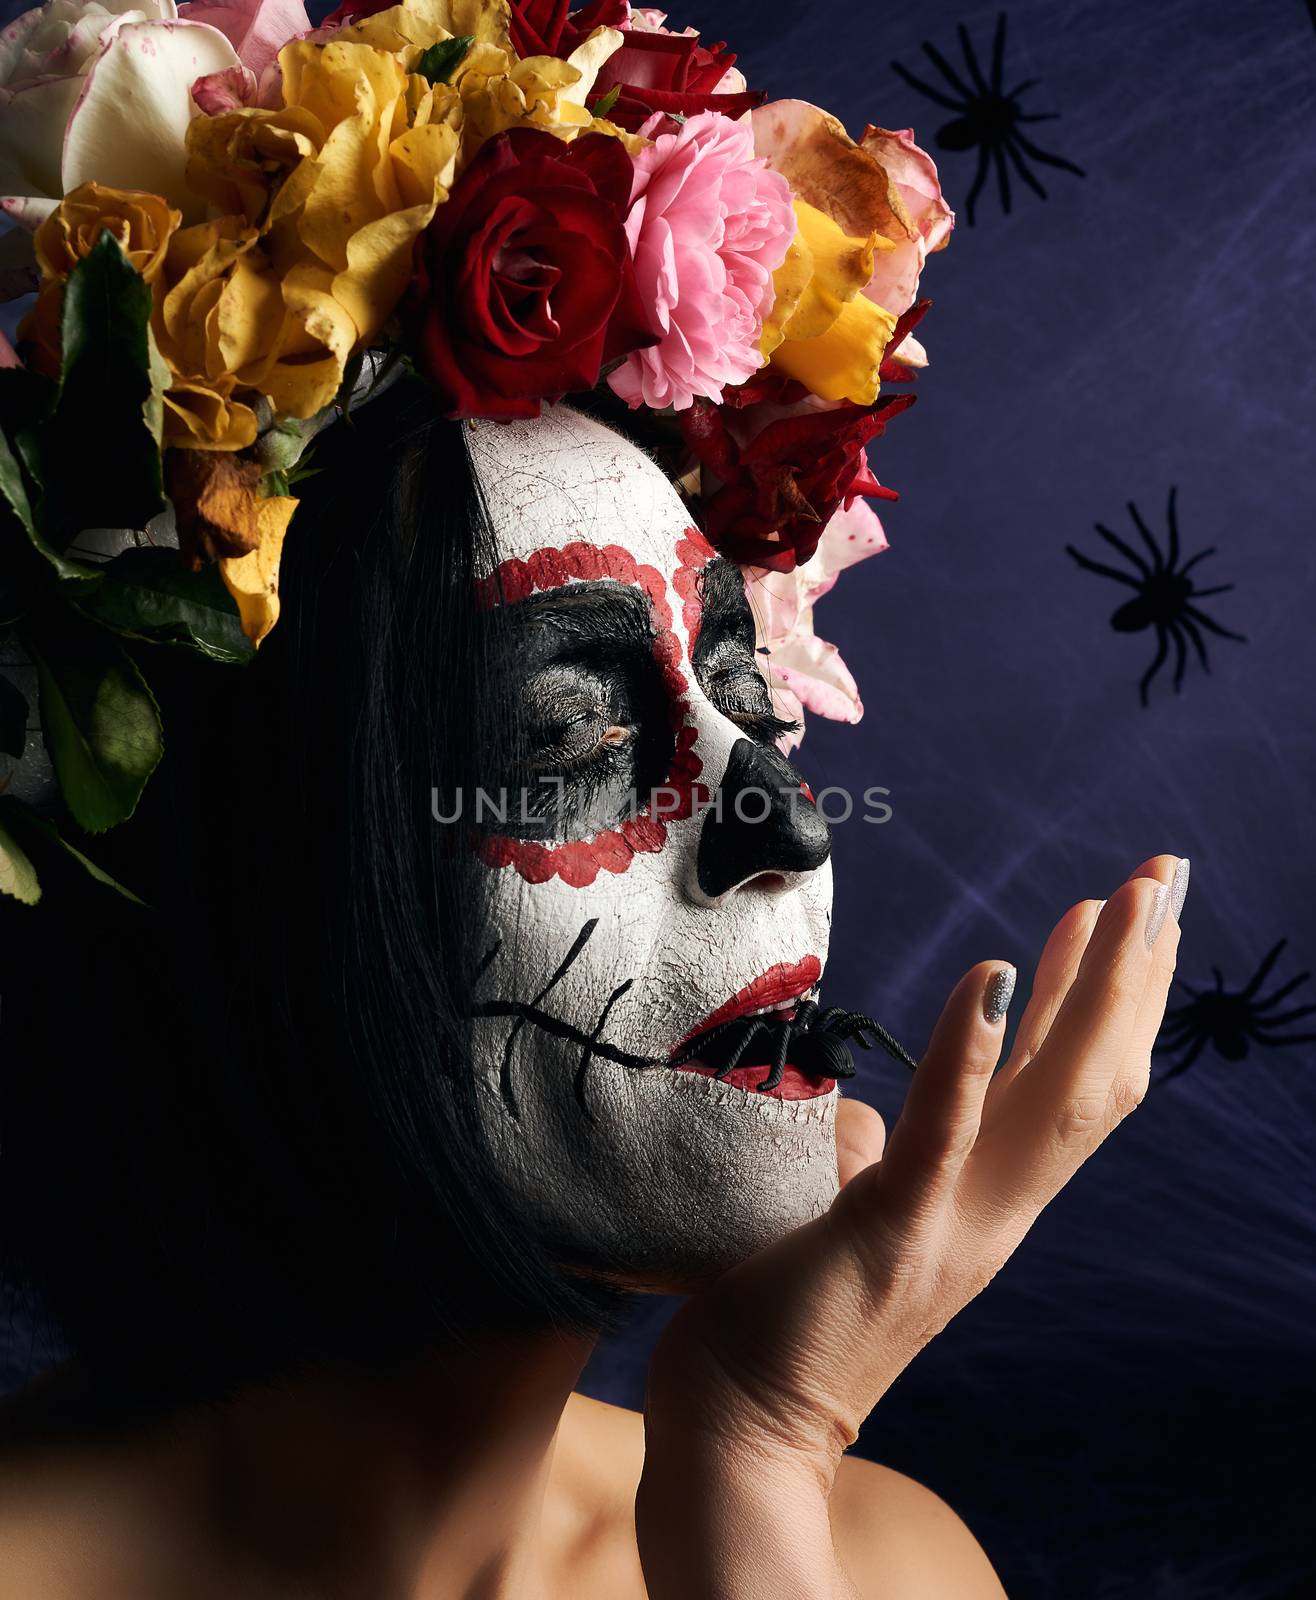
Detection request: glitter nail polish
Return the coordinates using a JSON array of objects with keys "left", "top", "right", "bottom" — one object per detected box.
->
[
  {"left": 983, "top": 966, "right": 1016, "bottom": 1024},
  {"left": 1144, "top": 883, "right": 1170, "bottom": 949},
  {"left": 1170, "top": 857, "right": 1190, "bottom": 923}
]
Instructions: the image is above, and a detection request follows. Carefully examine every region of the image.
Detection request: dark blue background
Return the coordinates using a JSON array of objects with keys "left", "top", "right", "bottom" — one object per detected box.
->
[
  {"left": 581, "top": 4, "right": 1316, "bottom": 1597},
  {"left": 4, "top": 3, "right": 1314, "bottom": 1595}
]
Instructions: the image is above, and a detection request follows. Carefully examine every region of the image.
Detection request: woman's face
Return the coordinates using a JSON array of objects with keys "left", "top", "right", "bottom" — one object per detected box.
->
[{"left": 467, "top": 407, "right": 840, "bottom": 1291}]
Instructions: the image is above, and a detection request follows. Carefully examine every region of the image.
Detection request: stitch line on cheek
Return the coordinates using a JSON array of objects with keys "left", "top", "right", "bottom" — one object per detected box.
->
[{"left": 473, "top": 533, "right": 713, "bottom": 889}]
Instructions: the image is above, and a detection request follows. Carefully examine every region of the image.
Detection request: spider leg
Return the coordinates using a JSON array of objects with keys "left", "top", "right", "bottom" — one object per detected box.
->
[
  {"left": 990, "top": 11, "right": 1007, "bottom": 91},
  {"left": 958, "top": 22, "right": 991, "bottom": 96},
  {"left": 1064, "top": 545, "right": 1142, "bottom": 588},
  {"left": 1168, "top": 621, "right": 1188, "bottom": 693},
  {"left": 1182, "top": 602, "right": 1247, "bottom": 643},
  {"left": 1242, "top": 940, "right": 1288, "bottom": 999},
  {"left": 716, "top": 1019, "right": 768, "bottom": 1077},
  {"left": 1189, "top": 584, "right": 1235, "bottom": 598},
  {"left": 1003, "top": 137, "right": 1049, "bottom": 201},
  {"left": 1006, "top": 77, "right": 1040, "bottom": 98},
  {"left": 1165, "top": 486, "right": 1181, "bottom": 571},
  {"left": 1178, "top": 545, "right": 1217, "bottom": 577},
  {"left": 1248, "top": 1026, "right": 1316, "bottom": 1046},
  {"left": 992, "top": 142, "right": 1013, "bottom": 214},
  {"left": 1254, "top": 971, "right": 1312, "bottom": 1010},
  {"left": 922, "top": 39, "right": 977, "bottom": 102},
  {"left": 1126, "top": 499, "right": 1165, "bottom": 574},
  {"left": 1009, "top": 128, "right": 1087, "bottom": 178},
  {"left": 1159, "top": 1033, "right": 1209, "bottom": 1080},
  {"left": 964, "top": 141, "right": 991, "bottom": 227},
  {"left": 890, "top": 59, "right": 966, "bottom": 113},
  {"left": 1139, "top": 624, "right": 1169, "bottom": 706},
  {"left": 1179, "top": 612, "right": 1211, "bottom": 676},
  {"left": 1253, "top": 1001, "right": 1316, "bottom": 1027},
  {"left": 756, "top": 1025, "right": 793, "bottom": 1094},
  {"left": 1094, "top": 519, "right": 1153, "bottom": 577},
  {"left": 1016, "top": 112, "right": 1062, "bottom": 124}
]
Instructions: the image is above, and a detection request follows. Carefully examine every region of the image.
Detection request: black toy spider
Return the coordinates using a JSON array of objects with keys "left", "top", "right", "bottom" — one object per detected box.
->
[
  {"left": 1066, "top": 487, "right": 1247, "bottom": 706},
  {"left": 891, "top": 13, "right": 1084, "bottom": 225},
  {"left": 1154, "top": 939, "right": 1316, "bottom": 1080}
]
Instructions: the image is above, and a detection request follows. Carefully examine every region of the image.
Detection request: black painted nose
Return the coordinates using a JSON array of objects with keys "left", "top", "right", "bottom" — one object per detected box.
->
[{"left": 696, "top": 738, "right": 831, "bottom": 900}]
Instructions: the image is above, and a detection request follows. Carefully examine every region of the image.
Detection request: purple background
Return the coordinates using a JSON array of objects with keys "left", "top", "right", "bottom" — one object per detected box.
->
[
  {"left": 580, "top": 4, "right": 1316, "bottom": 1598},
  {"left": 3, "top": 3, "right": 1314, "bottom": 1595}
]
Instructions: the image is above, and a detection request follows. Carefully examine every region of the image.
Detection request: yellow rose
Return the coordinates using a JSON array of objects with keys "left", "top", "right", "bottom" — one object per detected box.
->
[
  {"left": 19, "top": 181, "right": 182, "bottom": 376},
  {"left": 32, "top": 181, "right": 180, "bottom": 283},
  {"left": 183, "top": 36, "right": 459, "bottom": 420},
  {"left": 755, "top": 100, "right": 934, "bottom": 406},
  {"left": 760, "top": 200, "right": 897, "bottom": 406}
]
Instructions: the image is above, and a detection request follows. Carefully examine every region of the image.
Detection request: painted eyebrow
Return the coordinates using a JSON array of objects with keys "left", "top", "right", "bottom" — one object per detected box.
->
[{"left": 489, "top": 579, "right": 655, "bottom": 653}]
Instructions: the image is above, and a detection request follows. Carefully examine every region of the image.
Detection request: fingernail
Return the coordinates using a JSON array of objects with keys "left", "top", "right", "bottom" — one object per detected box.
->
[
  {"left": 982, "top": 965, "right": 1016, "bottom": 1024},
  {"left": 1144, "top": 883, "right": 1170, "bottom": 949},
  {"left": 1170, "top": 857, "right": 1190, "bottom": 923}
]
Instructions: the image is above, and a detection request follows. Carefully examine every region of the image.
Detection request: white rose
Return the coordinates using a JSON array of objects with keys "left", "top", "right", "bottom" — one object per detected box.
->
[{"left": 0, "top": 0, "right": 239, "bottom": 226}]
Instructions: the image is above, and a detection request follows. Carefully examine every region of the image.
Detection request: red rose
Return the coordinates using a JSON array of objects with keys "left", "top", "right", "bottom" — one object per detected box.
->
[
  {"left": 680, "top": 390, "right": 917, "bottom": 571},
  {"left": 407, "top": 129, "right": 657, "bottom": 420},
  {"left": 507, "top": 0, "right": 629, "bottom": 58},
  {"left": 591, "top": 26, "right": 765, "bottom": 132}
]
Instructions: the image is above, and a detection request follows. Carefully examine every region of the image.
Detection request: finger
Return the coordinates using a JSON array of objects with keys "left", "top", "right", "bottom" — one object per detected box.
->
[
  {"left": 987, "top": 898, "right": 1104, "bottom": 1104},
  {"left": 869, "top": 961, "right": 1017, "bottom": 1225},
  {"left": 971, "top": 873, "right": 1175, "bottom": 1209},
  {"left": 1125, "top": 858, "right": 1189, "bottom": 1093},
  {"left": 835, "top": 1096, "right": 886, "bottom": 1188}
]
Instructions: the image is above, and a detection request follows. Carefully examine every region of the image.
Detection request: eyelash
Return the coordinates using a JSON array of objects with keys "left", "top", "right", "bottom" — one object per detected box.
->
[{"left": 729, "top": 708, "right": 802, "bottom": 743}]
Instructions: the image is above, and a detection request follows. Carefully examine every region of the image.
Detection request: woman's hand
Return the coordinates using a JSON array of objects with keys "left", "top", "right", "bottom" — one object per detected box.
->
[{"left": 636, "top": 855, "right": 1189, "bottom": 1600}]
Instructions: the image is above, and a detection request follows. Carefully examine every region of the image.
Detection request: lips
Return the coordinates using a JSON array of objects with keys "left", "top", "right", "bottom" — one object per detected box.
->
[
  {"left": 672, "top": 956, "right": 836, "bottom": 1101},
  {"left": 676, "top": 956, "right": 823, "bottom": 1047}
]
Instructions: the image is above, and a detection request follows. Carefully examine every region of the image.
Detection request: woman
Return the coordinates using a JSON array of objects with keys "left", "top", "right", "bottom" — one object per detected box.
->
[{"left": 0, "top": 383, "right": 1187, "bottom": 1597}]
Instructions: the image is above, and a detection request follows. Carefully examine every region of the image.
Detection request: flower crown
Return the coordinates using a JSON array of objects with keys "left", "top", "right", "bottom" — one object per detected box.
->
[{"left": 0, "top": 0, "right": 951, "bottom": 905}]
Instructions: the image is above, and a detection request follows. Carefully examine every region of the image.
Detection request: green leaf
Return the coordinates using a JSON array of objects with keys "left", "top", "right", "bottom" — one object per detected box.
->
[
  {"left": 0, "top": 424, "right": 98, "bottom": 581},
  {"left": 39, "top": 231, "right": 166, "bottom": 546},
  {"left": 72, "top": 548, "right": 254, "bottom": 665},
  {"left": 0, "top": 814, "right": 40, "bottom": 905},
  {"left": 26, "top": 616, "right": 164, "bottom": 833},
  {"left": 417, "top": 34, "right": 473, "bottom": 83},
  {"left": 0, "top": 796, "right": 146, "bottom": 906},
  {"left": 0, "top": 670, "right": 27, "bottom": 758},
  {"left": 592, "top": 83, "right": 621, "bottom": 118}
]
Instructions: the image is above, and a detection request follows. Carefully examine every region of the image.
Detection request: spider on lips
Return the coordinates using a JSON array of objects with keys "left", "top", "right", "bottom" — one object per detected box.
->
[{"left": 670, "top": 999, "right": 918, "bottom": 1094}]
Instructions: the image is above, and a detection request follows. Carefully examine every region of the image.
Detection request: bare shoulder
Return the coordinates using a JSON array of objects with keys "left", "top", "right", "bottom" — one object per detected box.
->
[
  {"left": 831, "top": 1453, "right": 1008, "bottom": 1600},
  {"left": 554, "top": 1395, "right": 1006, "bottom": 1600}
]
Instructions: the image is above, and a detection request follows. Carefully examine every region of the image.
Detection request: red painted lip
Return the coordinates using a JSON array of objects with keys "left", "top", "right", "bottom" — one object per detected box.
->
[{"left": 674, "top": 956, "right": 823, "bottom": 1051}]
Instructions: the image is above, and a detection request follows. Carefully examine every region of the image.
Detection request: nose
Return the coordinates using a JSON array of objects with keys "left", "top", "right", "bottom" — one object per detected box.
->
[{"left": 693, "top": 738, "right": 831, "bottom": 902}]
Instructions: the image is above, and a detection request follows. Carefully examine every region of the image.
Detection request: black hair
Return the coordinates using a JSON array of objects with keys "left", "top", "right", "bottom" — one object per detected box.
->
[{"left": 0, "top": 381, "right": 633, "bottom": 1408}]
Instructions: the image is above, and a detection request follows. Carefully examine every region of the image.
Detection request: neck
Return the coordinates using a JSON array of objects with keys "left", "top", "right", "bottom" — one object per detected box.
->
[{"left": 137, "top": 1329, "right": 596, "bottom": 1600}]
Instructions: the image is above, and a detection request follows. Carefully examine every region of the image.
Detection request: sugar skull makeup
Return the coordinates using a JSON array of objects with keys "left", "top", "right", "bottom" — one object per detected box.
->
[{"left": 466, "top": 406, "right": 843, "bottom": 1290}]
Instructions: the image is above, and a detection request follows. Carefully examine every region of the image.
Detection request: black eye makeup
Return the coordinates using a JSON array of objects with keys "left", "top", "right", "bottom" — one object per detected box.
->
[
  {"left": 482, "top": 581, "right": 674, "bottom": 841},
  {"left": 692, "top": 559, "right": 800, "bottom": 748}
]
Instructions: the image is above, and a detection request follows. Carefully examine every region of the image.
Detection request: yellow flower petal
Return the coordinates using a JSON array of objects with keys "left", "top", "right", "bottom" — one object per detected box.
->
[
  {"left": 768, "top": 291, "right": 897, "bottom": 407},
  {"left": 219, "top": 493, "right": 299, "bottom": 646}
]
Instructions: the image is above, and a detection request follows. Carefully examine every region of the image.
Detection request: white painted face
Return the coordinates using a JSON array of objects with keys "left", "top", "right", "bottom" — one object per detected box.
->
[{"left": 466, "top": 406, "right": 839, "bottom": 1291}]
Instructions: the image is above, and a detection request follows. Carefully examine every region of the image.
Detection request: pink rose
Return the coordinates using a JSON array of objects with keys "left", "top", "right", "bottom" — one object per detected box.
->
[
  {"left": 748, "top": 497, "right": 889, "bottom": 753},
  {"left": 178, "top": 0, "right": 307, "bottom": 77},
  {"left": 181, "top": 0, "right": 309, "bottom": 111},
  {"left": 607, "top": 109, "right": 794, "bottom": 412}
]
